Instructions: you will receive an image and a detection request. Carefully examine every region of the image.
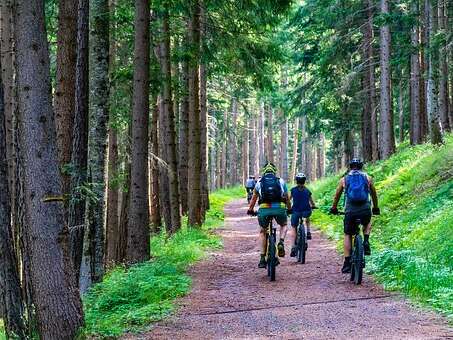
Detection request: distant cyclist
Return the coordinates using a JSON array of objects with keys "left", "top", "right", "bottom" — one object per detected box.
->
[
  {"left": 245, "top": 176, "right": 257, "bottom": 203},
  {"left": 288, "top": 173, "right": 316, "bottom": 257},
  {"left": 247, "top": 162, "right": 291, "bottom": 268},
  {"left": 330, "top": 158, "right": 380, "bottom": 274}
]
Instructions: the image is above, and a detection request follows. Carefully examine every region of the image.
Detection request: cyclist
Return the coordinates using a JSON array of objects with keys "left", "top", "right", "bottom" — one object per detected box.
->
[
  {"left": 330, "top": 158, "right": 380, "bottom": 274},
  {"left": 247, "top": 162, "right": 291, "bottom": 268},
  {"left": 245, "top": 176, "right": 257, "bottom": 202},
  {"left": 288, "top": 173, "right": 316, "bottom": 257}
]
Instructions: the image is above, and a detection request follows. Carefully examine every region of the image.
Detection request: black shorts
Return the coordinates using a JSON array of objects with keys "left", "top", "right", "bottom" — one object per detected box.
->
[{"left": 343, "top": 210, "right": 372, "bottom": 235}]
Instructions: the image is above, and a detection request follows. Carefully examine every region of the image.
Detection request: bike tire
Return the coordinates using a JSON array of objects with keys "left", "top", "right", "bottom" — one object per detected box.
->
[
  {"left": 353, "top": 235, "right": 364, "bottom": 285},
  {"left": 297, "top": 224, "right": 306, "bottom": 264},
  {"left": 268, "top": 233, "right": 276, "bottom": 281}
]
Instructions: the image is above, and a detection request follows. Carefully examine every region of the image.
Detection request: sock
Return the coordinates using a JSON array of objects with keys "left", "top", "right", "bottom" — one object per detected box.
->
[
  {"left": 364, "top": 235, "right": 370, "bottom": 242},
  {"left": 279, "top": 238, "right": 284, "bottom": 243}
]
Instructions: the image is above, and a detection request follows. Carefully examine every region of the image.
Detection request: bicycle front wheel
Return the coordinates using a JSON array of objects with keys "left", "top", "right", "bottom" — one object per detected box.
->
[{"left": 297, "top": 224, "right": 306, "bottom": 264}]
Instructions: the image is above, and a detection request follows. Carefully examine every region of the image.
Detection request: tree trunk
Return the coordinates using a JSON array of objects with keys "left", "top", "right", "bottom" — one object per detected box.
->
[
  {"left": 0, "top": 63, "right": 26, "bottom": 340},
  {"left": 220, "top": 110, "right": 227, "bottom": 187},
  {"left": 316, "top": 133, "right": 325, "bottom": 178},
  {"left": 0, "top": 0, "right": 16, "bottom": 223},
  {"left": 258, "top": 101, "right": 265, "bottom": 168},
  {"left": 398, "top": 78, "right": 405, "bottom": 143},
  {"left": 14, "top": 0, "right": 84, "bottom": 337},
  {"left": 426, "top": 0, "right": 442, "bottom": 143},
  {"left": 209, "top": 117, "right": 216, "bottom": 191},
  {"left": 242, "top": 122, "right": 249, "bottom": 184},
  {"left": 55, "top": 0, "right": 78, "bottom": 204},
  {"left": 117, "top": 160, "right": 130, "bottom": 262},
  {"left": 290, "top": 117, "right": 299, "bottom": 180},
  {"left": 230, "top": 98, "right": 238, "bottom": 184},
  {"left": 200, "top": 4, "right": 208, "bottom": 213},
  {"left": 410, "top": 0, "right": 422, "bottom": 145},
  {"left": 150, "top": 101, "right": 161, "bottom": 232},
  {"left": 160, "top": 8, "right": 181, "bottom": 233},
  {"left": 249, "top": 111, "right": 257, "bottom": 178},
  {"left": 68, "top": 0, "right": 89, "bottom": 281},
  {"left": 79, "top": 0, "right": 109, "bottom": 292},
  {"left": 378, "top": 0, "right": 395, "bottom": 159},
  {"left": 179, "top": 38, "right": 189, "bottom": 215},
  {"left": 280, "top": 110, "right": 288, "bottom": 180},
  {"left": 437, "top": 2, "right": 450, "bottom": 132},
  {"left": 266, "top": 105, "right": 274, "bottom": 163},
  {"left": 105, "top": 0, "right": 119, "bottom": 265}
]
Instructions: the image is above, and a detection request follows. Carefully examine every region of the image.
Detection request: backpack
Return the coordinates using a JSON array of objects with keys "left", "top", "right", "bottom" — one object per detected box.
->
[
  {"left": 260, "top": 174, "right": 282, "bottom": 203},
  {"left": 345, "top": 171, "right": 369, "bottom": 204}
]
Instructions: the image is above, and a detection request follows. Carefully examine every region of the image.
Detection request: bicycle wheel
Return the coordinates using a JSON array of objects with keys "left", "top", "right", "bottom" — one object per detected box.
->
[
  {"left": 268, "top": 232, "right": 276, "bottom": 281},
  {"left": 352, "top": 235, "right": 364, "bottom": 285},
  {"left": 297, "top": 224, "right": 306, "bottom": 264}
]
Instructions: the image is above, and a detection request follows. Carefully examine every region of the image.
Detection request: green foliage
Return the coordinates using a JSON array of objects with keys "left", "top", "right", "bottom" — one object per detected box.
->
[
  {"left": 0, "top": 320, "right": 4, "bottom": 340},
  {"left": 82, "top": 187, "right": 243, "bottom": 338},
  {"left": 310, "top": 135, "right": 453, "bottom": 319}
]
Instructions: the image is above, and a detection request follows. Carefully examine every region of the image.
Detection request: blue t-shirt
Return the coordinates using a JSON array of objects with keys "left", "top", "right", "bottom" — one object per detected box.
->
[{"left": 291, "top": 186, "right": 312, "bottom": 213}]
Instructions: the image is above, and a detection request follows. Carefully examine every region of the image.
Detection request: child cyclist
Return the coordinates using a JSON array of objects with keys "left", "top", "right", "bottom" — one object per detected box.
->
[{"left": 288, "top": 173, "right": 316, "bottom": 257}]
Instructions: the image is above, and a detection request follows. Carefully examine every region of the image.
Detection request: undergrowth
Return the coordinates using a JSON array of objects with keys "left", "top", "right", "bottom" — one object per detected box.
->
[
  {"left": 82, "top": 186, "right": 243, "bottom": 338},
  {"left": 310, "top": 134, "right": 453, "bottom": 320}
]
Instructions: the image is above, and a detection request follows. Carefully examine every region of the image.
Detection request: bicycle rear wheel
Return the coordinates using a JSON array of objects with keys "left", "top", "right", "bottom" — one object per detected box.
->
[
  {"left": 352, "top": 235, "right": 364, "bottom": 285},
  {"left": 297, "top": 224, "right": 306, "bottom": 264},
  {"left": 268, "top": 232, "right": 276, "bottom": 281}
]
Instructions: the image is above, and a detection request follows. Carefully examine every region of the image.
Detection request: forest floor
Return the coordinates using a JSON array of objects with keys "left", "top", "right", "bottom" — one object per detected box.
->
[{"left": 125, "top": 199, "right": 452, "bottom": 340}]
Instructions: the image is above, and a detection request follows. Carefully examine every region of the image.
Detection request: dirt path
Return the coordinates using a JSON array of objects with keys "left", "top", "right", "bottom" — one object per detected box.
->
[{"left": 129, "top": 200, "right": 452, "bottom": 340}]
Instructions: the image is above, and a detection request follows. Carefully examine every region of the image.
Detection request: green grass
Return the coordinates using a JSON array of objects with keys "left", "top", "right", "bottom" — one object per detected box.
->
[
  {"left": 0, "top": 320, "right": 4, "bottom": 340},
  {"left": 82, "top": 186, "right": 243, "bottom": 338},
  {"left": 309, "top": 134, "right": 453, "bottom": 320}
]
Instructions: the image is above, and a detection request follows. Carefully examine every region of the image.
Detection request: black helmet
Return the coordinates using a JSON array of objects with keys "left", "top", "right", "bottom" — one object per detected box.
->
[
  {"left": 349, "top": 158, "right": 363, "bottom": 170},
  {"left": 295, "top": 173, "right": 307, "bottom": 184}
]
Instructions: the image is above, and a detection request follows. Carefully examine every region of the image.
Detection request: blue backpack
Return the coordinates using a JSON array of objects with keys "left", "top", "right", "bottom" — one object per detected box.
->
[{"left": 345, "top": 171, "right": 369, "bottom": 204}]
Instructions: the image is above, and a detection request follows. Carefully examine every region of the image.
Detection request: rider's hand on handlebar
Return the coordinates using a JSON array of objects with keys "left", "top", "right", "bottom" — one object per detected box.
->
[
  {"left": 329, "top": 206, "right": 339, "bottom": 215},
  {"left": 287, "top": 208, "right": 293, "bottom": 215},
  {"left": 247, "top": 209, "right": 256, "bottom": 216},
  {"left": 372, "top": 207, "right": 381, "bottom": 215}
]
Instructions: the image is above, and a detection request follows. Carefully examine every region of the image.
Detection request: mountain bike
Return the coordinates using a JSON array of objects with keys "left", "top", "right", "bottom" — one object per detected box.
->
[
  {"left": 264, "top": 216, "right": 278, "bottom": 281},
  {"left": 246, "top": 189, "right": 253, "bottom": 203},
  {"left": 338, "top": 212, "right": 365, "bottom": 285}
]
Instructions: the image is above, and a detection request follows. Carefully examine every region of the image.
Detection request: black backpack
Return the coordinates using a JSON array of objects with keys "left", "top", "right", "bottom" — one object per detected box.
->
[{"left": 259, "top": 174, "right": 282, "bottom": 203}]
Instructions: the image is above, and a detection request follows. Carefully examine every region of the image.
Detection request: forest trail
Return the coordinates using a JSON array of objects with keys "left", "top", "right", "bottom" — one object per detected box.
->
[{"left": 127, "top": 200, "right": 452, "bottom": 340}]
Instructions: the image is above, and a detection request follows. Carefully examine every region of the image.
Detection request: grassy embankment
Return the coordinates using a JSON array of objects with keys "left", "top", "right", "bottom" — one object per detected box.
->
[
  {"left": 309, "top": 135, "right": 453, "bottom": 320},
  {"left": 82, "top": 186, "right": 243, "bottom": 337}
]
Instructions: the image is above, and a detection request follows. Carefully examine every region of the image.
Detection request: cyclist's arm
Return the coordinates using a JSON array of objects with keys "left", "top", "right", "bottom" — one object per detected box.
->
[
  {"left": 332, "top": 179, "right": 344, "bottom": 208},
  {"left": 369, "top": 179, "right": 379, "bottom": 208},
  {"left": 309, "top": 195, "right": 316, "bottom": 208}
]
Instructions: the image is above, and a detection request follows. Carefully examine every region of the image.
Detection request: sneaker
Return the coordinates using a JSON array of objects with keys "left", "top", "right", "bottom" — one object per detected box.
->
[
  {"left": 363, "top": 241, "right": 371, "bottom": 256},
  {"left": 342, "top": 260, "right": 351, "bottom": 274},
  {"left": 258, "top": 257, "right": 267, "bottom": 268},
  {"left": 277, "top": 241, "right": 285, "bottom": 257},
  {"left": 306, "top": 231, "right": 312, "bottom": 240},
  {"left": 290, "top": 246, "right": 297, "bottom": 257}
]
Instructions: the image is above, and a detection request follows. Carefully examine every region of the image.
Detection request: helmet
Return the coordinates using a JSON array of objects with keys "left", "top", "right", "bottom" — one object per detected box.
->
[
  {"left": 261, "top": 162, "right": 277, "bottom": 175},
  {"left": 295, "top": 173, "right": 307, "bottom": 184},
  {"left": 349, "top": 158, "right": 363, "bottom": 170}
]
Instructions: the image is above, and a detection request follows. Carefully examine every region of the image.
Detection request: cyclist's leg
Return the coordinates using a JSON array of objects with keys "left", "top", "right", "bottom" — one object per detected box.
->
[
  {"left": 360, "top": 210, "right": 372, "bottom": 255},
  {"left": 342, "top": 213, "right": 357, "bottom": 273},
  {"left": 274, "top": 208, "right": 288, "bottom": 257},
  {"left": 289, "top": 212, "right": 300, "bottom": 246},
  {"left": 257, "top": 210, "right": 270, "bottom": 266}
]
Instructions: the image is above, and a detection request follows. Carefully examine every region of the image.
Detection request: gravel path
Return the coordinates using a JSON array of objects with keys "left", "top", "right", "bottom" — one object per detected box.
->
[{"left": 126, "top": 200, "right": 452, "bottom": 340}]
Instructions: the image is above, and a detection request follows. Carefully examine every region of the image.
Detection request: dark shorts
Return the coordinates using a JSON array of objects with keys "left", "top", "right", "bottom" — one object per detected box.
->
[
  {"left": 291, "top": 210, "right": 312, "bottom": 227},
  {"left": 343, "top": 210, "right": 372, "bottom": 235},
  {"left": 258, "top": 207, "right": 288, "bottom": 228}
]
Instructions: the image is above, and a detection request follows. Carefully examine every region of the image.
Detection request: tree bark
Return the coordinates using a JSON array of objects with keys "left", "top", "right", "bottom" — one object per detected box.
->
[
  {"left": 242, "top": 121, "right": 249, "bottom": 184},
  {"left": 410, "top": 0, "right": 422, "bottom": 145},
  {"left": 398, "top": 78, "right": 405, "bottom": 143},
  {"left": 258, "top": 101, "right": 265, "bottom": 168},
  {"left": 280, "top": 110, "right": 288, "bottom": 180},
  {"left": 55, "top": 0, "right": 78, "bottom": 203},
  {"left": 127, "top": 0, "right": 150, "bottom": 262},
  {"left": 14, "top": 0, "right": 84, "bottom": 337},
  {"left": 249, "top": 110, "right": 257, "bottom": 178},
  {"left": 79, "top": 0, "right": 109, "bottom": 292},
  {"left": 160, "top": 8, "right": 181, "bottom": 233},
  {"left": 187, "top": 0, "right": 202, "bottom": 226},
  {"left": 150, "top": 101, "right": 161, "bottom": 232},
  {"left": 230, "top": 98, "right": 239, "bottom": 184},
  {"left": 316, "top": 133, "right": 325, "bottom": 179},
  {"left": 378, "top": 0, "right": 395, "bottom": 159},
  {"left": 179, "top": 36, "right": 189, "bottom": 215},
  {"left": 68, "top": 0, "right": 89, "bottom": 281},
  {"left": 290, "top": 117, "right": 299, "bottom": 180},
  {"left": 437, "top": 2, "right": 450, "bottom": 132},
  {"left": 266, "top": 104, "right": 274, "bottom": 163},
  {"left": 0, "top": 61, "right": 26, "bottom": 340},
  {"left": 220, "top": 110, "right": 227, "bottom": 187},
  {"left": 426, "top": 0, "right": 442, "bottom": 144}
]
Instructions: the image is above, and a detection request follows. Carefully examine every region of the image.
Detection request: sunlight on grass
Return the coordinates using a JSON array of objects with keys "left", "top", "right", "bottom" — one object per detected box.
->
[{"left": 83, "top": 186, "right": 243, "bottom": 338}]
